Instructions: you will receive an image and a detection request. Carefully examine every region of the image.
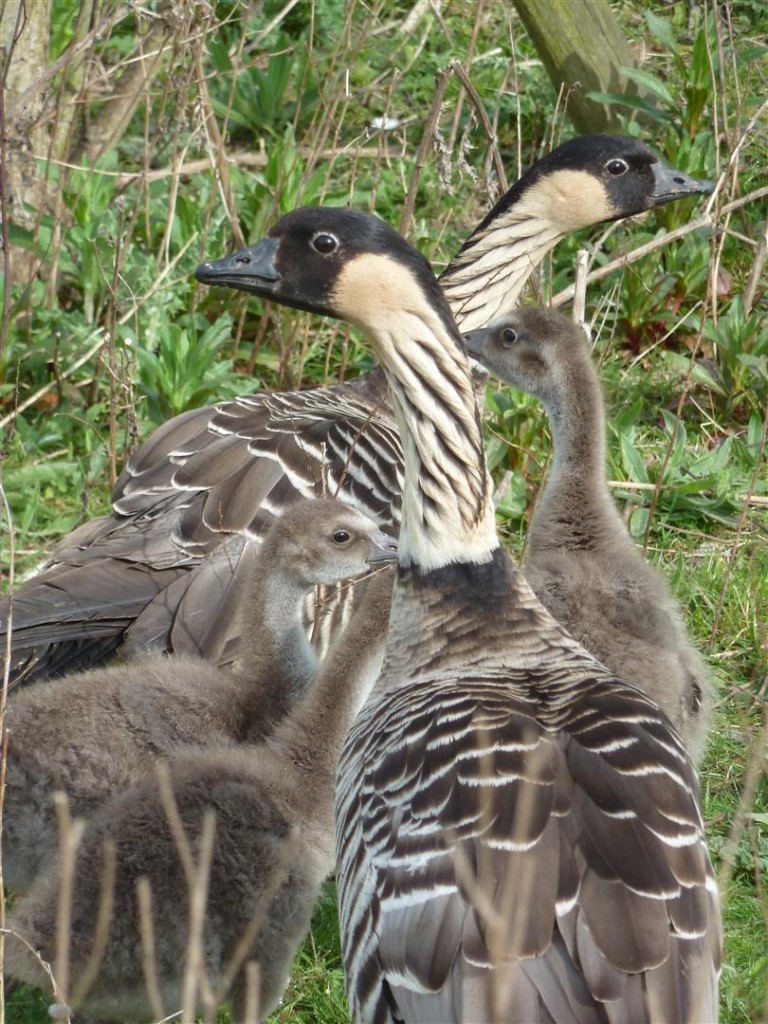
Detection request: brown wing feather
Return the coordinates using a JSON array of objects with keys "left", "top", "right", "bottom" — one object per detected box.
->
[
  {"left": 336, "top": 673, "right": 720, "bottom": 1024},
  {"left": 3, "top": 376, "right": 399, "bottom": 684}
]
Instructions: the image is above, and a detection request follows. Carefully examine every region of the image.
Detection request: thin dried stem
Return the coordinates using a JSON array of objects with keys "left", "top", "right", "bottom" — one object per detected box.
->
[
  {"left": 717, "top": 709, "right": 768, "bottom": 895},
  {"left": 84, "top": 20, "right": 173, "bottom": 165},
  {"left": 53, "top": 793, "right": 86, "bottom": 1007},
  {"left": 6, "top": 8, "right": 125, "bottom": 120},
  {"left": 137, "top": 878, "right": 167, "bottom": 1022},
  {"left": 447, "top": 0, "right": 485, "bottom": 154},
  {"left": 550, "top": 185, "right": 768, "bottom": 308},
  {"left": 400, "top": 67, "right": 451, "bottom": 236},
  {"left": 449, "top": 59, "right": 507, "bottom": 193},
  {"left": 742, "top": 210, "right": 768, "bottom": 316},
  {"left": 211, "top": 827, "right": 301, "bottom": 1007},
  {"left": 70, "top": 838, "right": 116, "bottom": 1007},
  {"left": 181, "top": 809, "right": 217, "bottom": 1021},
  {"left": 195, "top": 50, "right": 245, "bottom": 250},
  {"left": 155, "top": 762, "right": 196, "bottom": 887},
  {"left": 571, "top": 249, "right": 589, "bottom": 334},
  {"left": 708, "top": 397, "right": 768, "bottom": 652},
  {"left": 242, "top": 962, "right": 261, "bottom": 1023},
  {"left": 0, "top": 481, "right": 15, "bottom": 1017}
]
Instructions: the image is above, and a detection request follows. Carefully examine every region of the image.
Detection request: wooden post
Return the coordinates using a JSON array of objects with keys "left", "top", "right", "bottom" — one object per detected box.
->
[{"left": 514, "top": 0, "right": 643, "bottom": 134}]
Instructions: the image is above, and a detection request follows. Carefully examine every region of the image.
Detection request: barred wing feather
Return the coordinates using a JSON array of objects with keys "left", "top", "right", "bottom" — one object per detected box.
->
[
  {"left": 336, "top": 674, "right": 720, "bottom": 1023},
  {"left": 3, "top": 378, "right": 401, "bottom": 681}
]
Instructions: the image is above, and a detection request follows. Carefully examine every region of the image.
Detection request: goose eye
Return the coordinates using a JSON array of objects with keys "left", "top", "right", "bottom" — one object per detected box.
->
[
  {"left": 606, "top": 158, "right": 629, "bottom": 176},
  {"left": 501, "top": 328, "right": 517, "bottom": 347},
  {"left": 312, "top": 233, "right": 339, "bottom": 254},
  {"left": 332, "top": 530, "right": 351, "bottom": 544}
]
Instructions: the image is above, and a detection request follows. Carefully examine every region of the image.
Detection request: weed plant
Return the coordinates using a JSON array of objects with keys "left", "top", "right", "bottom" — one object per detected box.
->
[{"left": 1, "top": 0, "right": 766, "bottom": 1021}]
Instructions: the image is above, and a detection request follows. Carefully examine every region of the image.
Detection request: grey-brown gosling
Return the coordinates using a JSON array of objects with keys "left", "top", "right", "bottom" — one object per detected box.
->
[
  {"left": 3, "top": 137, "right": 713, "bottom": 685},
  {"left": 463, "top": 307, "right": 713, "bottom": 764},
  {"left": 5, "top": 562, "right": 395, "bottom": 1021},
  {"left": 2, "top": 497, "right": 396, "bottom": 894},
  {"left": 197, "top": 207, "right": 720, "bottom": 1022}
]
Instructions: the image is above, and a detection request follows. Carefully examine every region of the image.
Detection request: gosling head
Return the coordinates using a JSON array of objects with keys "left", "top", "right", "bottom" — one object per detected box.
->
[
  {"left": 463, "top": 307, "right": 588, "bottom": 406},
  {"left": 268, "top": 498, "right": 397, "bottom": 587}
]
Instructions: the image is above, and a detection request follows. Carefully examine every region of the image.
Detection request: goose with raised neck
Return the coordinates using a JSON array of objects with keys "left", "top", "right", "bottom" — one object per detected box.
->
[
  {"left": 463, "top": 307, "right": 713, "bottom": 763},
  {"left": 3, "top": 137, "right": 712, "bottom": 685},
  {"left": 2, "top": 497, "right": 395, "bottom": 894},
  {"left": 6, "top": 563, "right": 395, "bottom": 1021},
  {"left": 198, "top": 207, "right": 721, "bottom": 1023}
]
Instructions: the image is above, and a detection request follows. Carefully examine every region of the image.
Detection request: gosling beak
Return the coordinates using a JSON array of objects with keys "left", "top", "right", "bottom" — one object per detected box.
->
[
  {"left": 368, "top": 532, "right": 399, "bottom": 564},
  {"left": 195, "top": 238, "right": 281, "bottom": 293},
  {"left": 650, "top": 161, "right": 714, "bottom": 205},
  {"left": 462, "top": 328, "right": 488, "bottom": 361}
]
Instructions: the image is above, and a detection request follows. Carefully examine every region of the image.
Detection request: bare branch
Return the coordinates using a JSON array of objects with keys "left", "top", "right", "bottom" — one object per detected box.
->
[
  {"left": 450, "top": 59, "right": 507, "bottom": 193},
  {"left": 550, "top": 185, "right": 768, "bottom": 308},
  {"left": 400, "top": 67, "right": 451, "bottom": 236}
]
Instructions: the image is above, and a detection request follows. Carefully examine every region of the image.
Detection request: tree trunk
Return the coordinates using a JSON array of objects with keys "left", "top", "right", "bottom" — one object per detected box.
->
[
  {"left": 1, "top": 0, "right": 51, "bottom": 229},
  {"left": 514, "top": 0, "right": 642, "bottom": 134}
]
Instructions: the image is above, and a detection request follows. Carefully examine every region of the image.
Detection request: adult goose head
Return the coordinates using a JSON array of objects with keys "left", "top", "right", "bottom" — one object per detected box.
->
[
  {"left": 199, "top": 207, "right": 721, "bottom": 1022},
  {"left": 3, "top": 137, "right": 712, "bottom": 684},
  {"left": 440, "top": 134, "right": 713, "bottom": 330},
  {"left": 464, "top": 308, "right": 714, "bottom": 764}
]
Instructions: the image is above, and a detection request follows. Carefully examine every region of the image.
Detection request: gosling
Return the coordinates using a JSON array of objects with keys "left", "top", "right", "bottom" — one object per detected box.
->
[
  {"left": 2, "top": 497, "right": 396, "bottom": 892},
  {"left": 464, "top": 307, "right": 712, "bottom": 763}
]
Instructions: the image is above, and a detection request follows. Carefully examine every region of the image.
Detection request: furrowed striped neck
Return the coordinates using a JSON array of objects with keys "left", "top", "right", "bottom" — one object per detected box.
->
[
  {"left": 329, "top": 249, "right": 499, "bottom": 572},
  {"left": 371, "top": 307, "right": 499, "bottom": 572},
  {"left": 442, "top": 214, "right": 562, "bottom": 332}
]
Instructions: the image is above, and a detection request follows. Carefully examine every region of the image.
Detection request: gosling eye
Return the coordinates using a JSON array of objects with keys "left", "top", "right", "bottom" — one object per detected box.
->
[
  {"left": 332, "top": 530, "right": 351, "bottom": 544},
  {"left": 501, "top": 328, "right": 518, "bottom": 347},
  {"left": 312, "top": 232, "right": 339, "bottom": 255},
  {"left": 605, "top": 158, "right": 629, "bottom": 176}
]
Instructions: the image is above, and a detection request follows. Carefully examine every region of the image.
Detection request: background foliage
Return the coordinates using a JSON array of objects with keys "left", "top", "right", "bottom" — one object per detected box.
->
[{"left": 1, "top": 1, "right": 766, "bottom": 1021}]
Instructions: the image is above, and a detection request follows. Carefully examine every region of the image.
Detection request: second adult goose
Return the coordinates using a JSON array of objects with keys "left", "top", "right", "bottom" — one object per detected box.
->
[
  {"left": 3, "top": 136, "right": 712, "bottom": 684},
  {"left": 2, "top": 497, "right": 395, "bottom": 894},
  {"left": 199, "top": 207, "right": 721, "bottom": 1022},
  {"left": 464, "top": 308, "right": 713, "bottom": 764},
  {"left": 6, "top": 562, "right": 396, "bottom": 1021}
]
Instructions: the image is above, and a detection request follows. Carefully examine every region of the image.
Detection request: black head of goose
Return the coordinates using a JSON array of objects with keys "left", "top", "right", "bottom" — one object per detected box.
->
[
  {"left": 441, "top": 133, "right": 713, "bottom": 331},
  {"left": 205, "top": 206, "right": 721, "bottom": 1023},
  {"left": 2, "top": 136, "right": 712, "bottom": 685},
  {"left": 2, "top": 497, "right": 396, "bottom": 896},
  {"left": 463, "top": 308, "right": 713, "bottom": 765},
  {"left": 6, "top": 546, "right": 396, "bottom": 1022}
]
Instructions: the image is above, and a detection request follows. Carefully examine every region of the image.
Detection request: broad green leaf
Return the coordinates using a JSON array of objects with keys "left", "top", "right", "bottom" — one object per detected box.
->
[
  {"left": 644, "top": 11, "right": 679, "bottom": 54},
  {"left": 621, "top": 67, "right": 676, "bottom": 107},
  {"left": 620, "top": 434, "right": 650, "bottom": 484},
  {"left": 586, "top": 91, "right": 675, "bottom": 124}
]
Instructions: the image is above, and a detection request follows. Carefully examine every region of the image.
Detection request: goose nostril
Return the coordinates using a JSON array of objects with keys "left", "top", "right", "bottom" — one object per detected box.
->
[{"left": 234, "top": 255, "right": 251, "bottom": 265}]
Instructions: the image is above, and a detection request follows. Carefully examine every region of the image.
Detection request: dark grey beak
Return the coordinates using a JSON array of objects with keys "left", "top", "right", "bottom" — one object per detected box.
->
[
  {"left": 650, "top": 161, "right": 714, "bottom": 205},
  {"left": 368, "top": 531, "right": 399, "bottom": 564},
  {"left": 195, "top": 238, "right": 281, "bottom": 293},
  {"left": 462, "top": 328, "right": 488, "bottom": 361}
]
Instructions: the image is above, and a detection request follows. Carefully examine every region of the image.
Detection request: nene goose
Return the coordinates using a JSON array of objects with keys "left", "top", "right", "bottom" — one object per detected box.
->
[
  {"left": 196, "top": 207, "right": 721, "bottom": 1022},
  {"left": 2, "top": 497, "right": 395, "bottom": 894},
  {"left": 464, "top": 308, "right": 713, "bottom": 764},
  {"left": 3, "top": 136, "right": 712, "bottom": 684},
  {"left": 6, "top": 564, "right": 395, "bottom": 1022}
]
